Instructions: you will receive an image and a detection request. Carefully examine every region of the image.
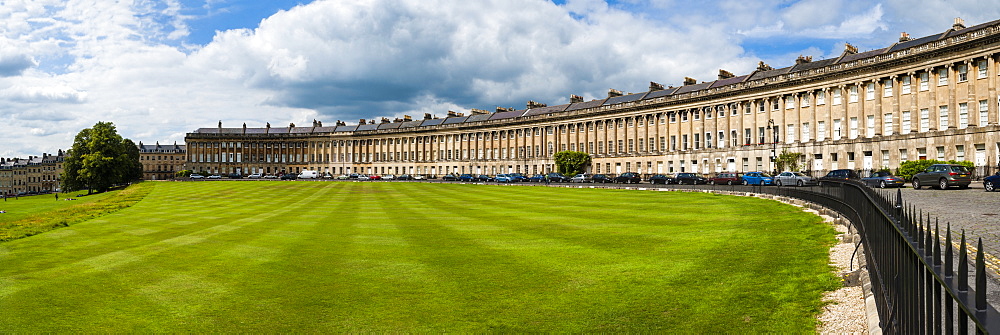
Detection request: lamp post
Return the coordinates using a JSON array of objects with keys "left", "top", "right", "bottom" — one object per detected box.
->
[{"left": 766, "top": 119, "right": 777, "bottom": 174}]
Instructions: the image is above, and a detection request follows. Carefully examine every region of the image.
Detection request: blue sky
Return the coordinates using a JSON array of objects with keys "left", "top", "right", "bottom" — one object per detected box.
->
[{"left": 1, "top": 0, "right": 998, "bottom": 157}]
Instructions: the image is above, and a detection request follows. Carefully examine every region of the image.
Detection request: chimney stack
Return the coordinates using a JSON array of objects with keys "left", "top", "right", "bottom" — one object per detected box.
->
[
  {"left": 403, "top": 115, "right": 412, "bottom": 122},
  {"left": 843, "top": 43, "right": 858, "bottom": 55},
  {"left": 899, "top": 32, "right": 912, "bottom": 42},
  {"left": 649, "top": 81, "right": 664, "bottom": 91},
  {"left": 794, "top": 55, "right": 812, "bottom": 65},
  {"left": 682, "top": 77, "right": 697, "bottom": 86},
  {"left": 756, "top": 61, "right": 773, "bottom": 71},
  {"left": 608, "top": 89, "right": 623, "bottom": 98},
  {"left": 423, "top": 113, "right": 432, "bottom": 120},
  {"left": 381, "top": 117, "right": 390, "bottom": 123},
  {"left": 717, "top": 69, "right": 735, "bottom": 80},
  {"left": 526, "top": 100, "right": 547, "bottom": 109},
  {"left": 570, "top": 94, "right": 584, "bottom": 103},
  {"left": 447, "top": 110, "right": 457, "bottom": 117},
  {"left": 470, "top": 108, "right": 489, "bottom": 115},
  {"left": 953, "top": 17, "right": 966, "bottom": 30}
]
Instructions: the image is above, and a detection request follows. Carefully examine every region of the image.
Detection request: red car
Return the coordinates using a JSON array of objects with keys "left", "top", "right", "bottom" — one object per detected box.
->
[
  {"left": 368, "top": 175, "right": 382, "bottom": 180},
  {"left": 709, "top": 172, "right": 742, "bottom": 185}
]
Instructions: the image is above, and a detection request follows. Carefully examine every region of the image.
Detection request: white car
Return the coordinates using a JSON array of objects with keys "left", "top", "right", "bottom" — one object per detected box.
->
[
  {"left": 382, "top": 174, "right": 396, "bottom": 180},
  {"left": 357, "top": 175, "right": 370, "bottom": 181},
  {"left": 246, "top": 173, "right": 262, "bottom": 179},
  {"left": 298, "top": 170, "right": 319, "bottom": 179},
  {"left": 413, "top": 175, "right": 426, "bottom": 180}
]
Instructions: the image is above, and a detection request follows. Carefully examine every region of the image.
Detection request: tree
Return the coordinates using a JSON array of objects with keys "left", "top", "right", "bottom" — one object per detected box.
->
[
  {"left": 62, "top": 122, "right": 143, "bottom": 193},
  {"left": 775, "top": 150, "right": 804, "bottom": 172},
  {"left": 553, "top": 151, "right": 592, "bottom": 176}
]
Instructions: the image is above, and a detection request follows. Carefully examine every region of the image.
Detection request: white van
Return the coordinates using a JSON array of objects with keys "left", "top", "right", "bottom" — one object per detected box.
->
[{"left": 298, "top": 170, "right": 319, "bottom": 179}]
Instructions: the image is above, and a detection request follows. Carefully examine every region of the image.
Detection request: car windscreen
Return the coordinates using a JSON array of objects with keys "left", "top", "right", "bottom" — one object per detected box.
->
[{"left": 950, "top": 166, "right": 971, "bottom": 173}]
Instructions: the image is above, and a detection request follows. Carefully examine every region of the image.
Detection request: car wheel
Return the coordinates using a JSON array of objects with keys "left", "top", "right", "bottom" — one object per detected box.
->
[
  {"left": 986, "top": 180, "right": 996, "bottom": 192},
  {"left": 709, "top": 180, "right": 715, "bottom": 185},
  {"left": 879, "top": 181, "right": 887, "bottom": 189},
  {"left": 727, "top": 180, "right": 733, "bottom": 185},
  {"left": 775, "top": 180, "right": 782, "bottom": 186},
  {"left": 939, "top": 178, "right": 949, "bottom": 190},
  {"left": 912, "top": 179, "right": 921, "bottom": 189},
  {"left": 797, "top": 180, "right": 804, "bottom": 187},
  {"left": 742, "top": 180, "right": 748, "bottom": 186}
]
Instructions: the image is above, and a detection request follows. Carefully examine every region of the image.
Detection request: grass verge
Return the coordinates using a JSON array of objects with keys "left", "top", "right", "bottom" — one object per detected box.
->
[
  {"left": 0, "top": 181, "right": 838, "bottom": 332},
  {"left": 0, "top": 182, "right": 154, "bottom": 241}
]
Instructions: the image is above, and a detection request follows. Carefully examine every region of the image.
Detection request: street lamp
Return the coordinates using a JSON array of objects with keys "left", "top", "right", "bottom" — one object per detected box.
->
[{"left": 766, "top": 119, "right": 777, "bottom": 174}]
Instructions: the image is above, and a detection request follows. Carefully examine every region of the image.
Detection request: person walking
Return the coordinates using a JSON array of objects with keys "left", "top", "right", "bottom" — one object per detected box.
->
[{"left": 55, "top": 193, "right": 59, "bottom": 201}]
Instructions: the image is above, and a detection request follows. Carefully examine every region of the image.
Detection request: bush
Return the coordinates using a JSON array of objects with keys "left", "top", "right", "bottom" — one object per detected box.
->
[{"left": 896, "top": 160, "right": 974, "bottom": 180}]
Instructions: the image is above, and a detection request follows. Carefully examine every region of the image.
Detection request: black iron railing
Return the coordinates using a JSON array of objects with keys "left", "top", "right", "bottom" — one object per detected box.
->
[{"left": 664, "top": 181, "right": 1000, "bottom": 333}]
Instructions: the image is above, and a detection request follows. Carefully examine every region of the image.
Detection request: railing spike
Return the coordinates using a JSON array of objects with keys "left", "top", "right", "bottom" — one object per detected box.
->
[
  {"left": 977, "top": 237, "right": 987, "bottom": 313},
  {"left": 934, "top": 220, "right": 941, "bottom": 266},
  {"left": 960, "top": 230, "right": 968, "bottom": 292},
  {"left": 946, "top": 222, "right": 953, "bottom": 278}
]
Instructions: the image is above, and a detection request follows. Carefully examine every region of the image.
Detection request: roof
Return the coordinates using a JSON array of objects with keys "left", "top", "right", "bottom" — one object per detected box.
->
[
  {"left": 673, "top": 82, "right": 713, "bottom": 94},
  {"left": 465, "top": 113, "right": 493, "bottom": 122},
  {"left": 523, "top": 104, "right": 570, "bottom": 117},
  {"left": 420, "top": 118, "right": 444, "bottom": 127},
  {"left": 442, "top": 116, "right": 468, "bottom": 124},
  {"left": 356, "top": 124, "right": 379, "bottom": 131},
  {"left": 565, "top": 99, "right": 607, "bottom": 111},
  {"left": 603, "top": 92, "right": 647, "bottom": 105},
  {"left": 489, "top": 109, "right": 525, "bottom": 120},
  {"left": 709, "top": 75, "right": 748, "bottom": 88}
]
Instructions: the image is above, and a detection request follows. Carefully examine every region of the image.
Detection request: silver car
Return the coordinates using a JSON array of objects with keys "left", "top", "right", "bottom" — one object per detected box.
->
[{"left": 774, "top": 171, "right": 817, "bottom": 186}]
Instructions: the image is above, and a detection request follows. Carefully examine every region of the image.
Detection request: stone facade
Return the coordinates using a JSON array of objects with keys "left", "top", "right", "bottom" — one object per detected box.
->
[
  {"left": 0, "top": 151, "right": 65, "bottom": 195},
  {"left": 138, "top": 142, "right": 187, "bottom": 180},
  {"left": 185, "top": 18, "right": 1000, "bottom": 179}
]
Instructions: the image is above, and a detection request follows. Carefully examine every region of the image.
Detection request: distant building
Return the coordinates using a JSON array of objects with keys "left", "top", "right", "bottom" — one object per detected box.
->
[
  {"left": 0, "top": 151, "right": 65, "bottom": 195},
  {"left": 186, "top": 18, "right": 1000, "bottom": 178},
  {"left": 137, "top": 141, "right": 187, "bottom": 180}
]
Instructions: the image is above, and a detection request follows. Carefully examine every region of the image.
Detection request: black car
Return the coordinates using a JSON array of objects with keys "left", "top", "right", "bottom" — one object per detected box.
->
[
  {"left": 280, "top": 174, "right": 297, "bottom": 180},
  {"left": 818, "top": 169, "right": 861, "bottom": 185},
  {"left": 458, "top": 174, "right": 475, "bottom": 182},
  {"left": 545, "top": 173, "right": 571, "bottom": 182},
  {"left": 592, "top": 174, "right": 615, "bottom": 183},
  {"left": 985, "top": 172, "right": 1000, "bottom": 192},
  {"left": 528, "top": 174, "right": 546, "bottom": 182},
  {"left": 648, "top": 174, "right": 673, "bottom": 184},
  {"left": 674, "top": 173, "right": 707, "bottom": 185},
  {"left": 614, "top": 172, "right": 642, "bottom": 184},
  {"left": 510, "top": 173, "right": 530, "bottom": 182},
  {"left": 475, "top": 175, "right": 493, "bottom": 182},
  {"left": 442, "top": 174, "right": 460, "bottom": 181},
  {"left": 397, "top": 174, "right": 413, "bottom": 180}
]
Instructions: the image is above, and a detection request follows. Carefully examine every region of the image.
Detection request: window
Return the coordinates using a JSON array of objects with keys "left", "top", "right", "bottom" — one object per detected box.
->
[
  {"left": 938, "top": 68, "right": 948, "bottom": 86},
  {"left": 958, "top": 64, "right": 968, "bottom": 82},
  {"left": 902, "top": 76, "right": 911, "bottom": 94},
  {"left": 670, "top": 136, "right": 676, "bottom": 150},
  {"left": 801, "top": 94, "right": 810, "bottom": 107},
  {"left": 758, "top": 127, "right": 766, "bottom": 144},
  {"left": 693, "top": 110, "right": 700, "bottom": 120},
  {"left": 718, "top": 131, "right": 725, "bottom": 148},
  {"left": 833, "top": 119, "right": 842, "bottom": 140},
  {"left": 959, "top": 103, "right": 969, "bottom": 129},
  {"left": 936, "top": 146, "right": 945, "bottom": 160},
  {"left": 833, "top": 89, "right": 842, "bottom": 105},
  {"left": 758, "top": 101, "right": 766, "bottom": 113},
  {"left": 693, "top": 134, "right": 700, "bottom": 149},
  {"left": 681, "top": 112, "right": 688, "bottom": 122},
  {"left": 980, "top": 100, "right": 989, "bottom": 126},
  {"left": 801, "top": 123, "right": 811, "bottom": 142},
  {"left": 883, "top": 79, "right": 893, "bottom": 97},
  {"left": 817, "top": 91, "right": 825, "bottom": 105},
  {"left": 682, "top": 135, "right": 689, "bottom": 150},
  {"left": 618, "top": 140, "right": 624, "bottom": 152},
  {"left": 939, "top": 105, "right": 949, "bottom": 130},
  {"left": 786, "top": 124, "right": 795, "bottom": 143},
  {"left": 900, "top": 149, "right": 908, "bottom": 161},
  {"left": 957, "top": 145, "right": 966, "bottom": 161},
  {"left": 979, "top": 60, "right": 988, "bottom": 79},
  {"left": 849, "top": 117, "right": 858, "bottom": 139},
  {"left": 884, "top": 113, "right": 893, "bottom": 135},
  {"left": 866, "top": 115, "right": 875, "bottom": 137},
  {"left": 731, "top": 130, "right": 738, "bottom": 146},
  {"left": 920, "top": 109, "right": 930, "bottom": 132},
  {"left": 597, "top": 141, "right": 604, "bottom": 154},
  {"left": 785, "top": 96, "right": 795, "bottom": 109},
  {"left": 866, "top": 83, "right": 875, "bottom": 100},
  {"left": 920, "top": 72, "right": 929, "bottom": 91},
  {"left": 670, "top": 113, "right": 677, "bottom": 123},
  {"left": 705, "top": 108, "right": 712, "bottom": 119},
  {"left": 648, "top": 137, "right": 655, "bottom": 151},
  {"left": 772, "top": 99, "right": 780, "bottom": 111},
  {"left": 849, "top": 86, "right": 858, "bottom": 103},
  {"left": 628, "top": 139, "right": 634, "bottom": 152},
  {"left": 744, "top": 128, "right": 752, "bottom": 145},
  {"left": 817, "top": 121, "right": 825, "bottom": 141},
  {"left": 659, "top": 137, "right": 666, "bottom": 151},
  {"left": 901, "top": 111, "right": 911, "bottom": 135}
]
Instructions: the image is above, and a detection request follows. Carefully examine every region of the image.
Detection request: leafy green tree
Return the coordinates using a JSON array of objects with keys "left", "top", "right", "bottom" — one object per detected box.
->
[
  {"left": 175, "top": 170, "right": 193, "bottom": 178},
  {"left": 553, "top": 151, "right": 592, "bottom": 176},
  {"left": 775, "top": 150, "right": 804, "bottom": 172},
  {"left": 62, "top": 122, "right": 143, "bottom": 193}
]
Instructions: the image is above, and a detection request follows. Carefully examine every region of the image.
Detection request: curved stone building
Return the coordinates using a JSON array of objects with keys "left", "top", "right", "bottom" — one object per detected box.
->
[{"left": 186, "top": 18, "right": 1000, "bottom": 178}]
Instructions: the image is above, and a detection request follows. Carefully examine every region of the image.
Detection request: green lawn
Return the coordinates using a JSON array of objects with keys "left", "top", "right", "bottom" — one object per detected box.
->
[{"left": 0, "top": 181, "right": 838, "bottom": 332}]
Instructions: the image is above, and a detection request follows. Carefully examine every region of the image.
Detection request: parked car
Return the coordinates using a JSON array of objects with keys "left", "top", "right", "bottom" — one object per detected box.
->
[
  {"left": 545, "top": 172, "right": 571, "bottom": 182},
  {"left": 648, "top": 174, "right": 674, "bottom": 184},
  {"left": 819, "top": 169, "right": 861, "bottom": 185},
  {"left": 413, "top": 175, "right": 427, "bottom": 180},
  {"left": 614, "top": 172, "right": 642, "bottom": 184},
  {"left": 397, "top": 174, "right": 413, "bottom": 180},
  {"left": 382, "top": 174, "right": 396, "bottom": 180},
  {"left": 475, "top": 174, "right": 493, "bottom": 182},
  {"left": 207, "top": 174, "right": 223, "bottom": 179},
  {"left": 279, "top": 174, "right": 297, "bottom": 180},
  {"left": 458, "top": 174, "right": 475, "bottom": 182},
  {"left": 357, "top": 174, "right": 370, "bottom": 181},
  {"left": 774, "top": 171, "right": 818, "bottom": 187},
  {"left": 495, "top": 174, "right": 517, "bottom": 183},
  {"left": 861, "top": 171, "right": 906, "bottom": 188},
  {"left": 336, "top": 174, "right": 350, "bottom": 180},
  {"left": 263, "top": 174, "right": 279, "bottom": 179},
  {"left": 741, "top": 172, "right": 773, "bottom": 185},
  {"left": 227, "top": 173, "right": 243, "bottom": 179},
  {"left": 570, "top": 174, "right": 592, "bottom": 183},
  {"left": 708, "top": 172, "right": 741, "bottom": 185},
  {"left": 511, "top": 173, "right": 530, "bottom": 182},
  {"left": 322, "top": 173, "right": 334, "bottom": 179},
  {"left": 675, "top": 173, "right": 707, "bottom": 185},
  {"left": 369, "top": 175, "right": 382, "bottom": 180},
  {"left": 298, "top": 170, "right": 319, "bottom": 179},
  {"left": 592, "top": 174, "right": 615, "bottom": 183},
  {"left": 246, "top": 173, "right": 262, "bottom": 179},
  {"left": 984, "top": 172, "right": 1000, "bottom": 192},
  {"left": 442, "top": 174, "right": 460, "bottom": 181},
  {"left": 189, "top": 174, "right": 205, "bottom": 179},
  {"left": 528, "top": 174, "right": 546, "bottom": 182},
  {"left": 911, "top": 164, "right": 972, "bottom": 190}
]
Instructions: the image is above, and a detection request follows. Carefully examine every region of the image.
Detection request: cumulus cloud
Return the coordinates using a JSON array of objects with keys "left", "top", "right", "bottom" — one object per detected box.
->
[{"left": 0, "top": 0, "right": 996, "bottom": 158}]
